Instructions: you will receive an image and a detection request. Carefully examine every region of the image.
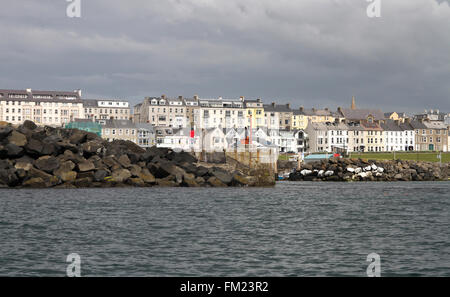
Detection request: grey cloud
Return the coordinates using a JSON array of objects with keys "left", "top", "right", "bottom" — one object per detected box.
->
[{"left": 0, "top": 0, "right": 449, "bottom": 112}]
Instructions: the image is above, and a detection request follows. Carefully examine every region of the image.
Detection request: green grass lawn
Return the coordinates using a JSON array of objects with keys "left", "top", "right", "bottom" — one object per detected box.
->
[{"left": 348, "top": 152, "right": 450, "bottom": 163}]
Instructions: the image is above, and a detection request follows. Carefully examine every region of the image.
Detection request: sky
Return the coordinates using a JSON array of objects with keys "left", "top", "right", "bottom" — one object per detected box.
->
[{"left": 0, "top": 0, "right": 449, "bottom": 113}]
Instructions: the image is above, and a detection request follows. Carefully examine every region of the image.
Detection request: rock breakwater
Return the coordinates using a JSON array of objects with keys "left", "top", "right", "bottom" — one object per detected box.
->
[
  {"left": 289, "top": 158, "right": 449, "bottom": 182},
  {"left": 0, "top": 121, "right": 275, "bottom": 188}
]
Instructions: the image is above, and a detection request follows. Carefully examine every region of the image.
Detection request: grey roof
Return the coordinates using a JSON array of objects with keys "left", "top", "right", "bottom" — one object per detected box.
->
[
  {"left": 0, "top": 88, "right": 82, "bottom": 103},
  {"left": 408, "top": 120, "right": 427, "bottom": 129},
  {"left": 380, "top": 119, "right": 404, "bottom": 131},
  {"left": 135, "top": 123, "right": 155, "bottom": 131},
  {"left": 263, "top": 104, "right": 292, "bottom": 112},
  {"left": 339, "top": 108, "right": 385, "bottom": 121},
  {"left": 97, "top": 119, "right": 136, "bottom": 129},
  {"left": 301, "top": 108, "right": 334, "bottom": 116},
  {"left": 308, "top": 122, "right": 348, "bottom": 131}
]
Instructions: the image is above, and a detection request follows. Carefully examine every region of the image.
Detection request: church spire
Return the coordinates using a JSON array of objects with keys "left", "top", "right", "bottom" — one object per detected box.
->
[{"left": 351, "top": 96, "right": 356, "bottom": 110}]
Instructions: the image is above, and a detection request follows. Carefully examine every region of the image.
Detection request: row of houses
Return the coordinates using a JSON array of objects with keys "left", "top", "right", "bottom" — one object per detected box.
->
[{"left": 1, "top": 88, "right": 449, "bottom": 152}]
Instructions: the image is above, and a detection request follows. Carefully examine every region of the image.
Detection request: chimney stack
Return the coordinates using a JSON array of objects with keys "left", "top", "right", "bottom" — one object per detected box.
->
[
  {"left": 299, "top": 106, "right": 304, "bottom": 112},
  {"left": 193, "top": 94, "right": 199, "bottom": 100},
  {"left": 161, "top": 94, "right": 166, "bottom": 99},
  {"left": 337, "top": 106, "right": 342, "bottom": 114},
  {"left": 312, "top": 107, "right": 316, "bottom": 113},
  {"left": 26, "top": 88, "right": 32, "bottom": 93},
  {"left": 286, "top": 103, "right": 291, "bottom": 109},
  {"left": 325, "top": 107, "right": 329, "bottom": 111},
  {"left": 240, "top": 96, "right": 245, "bottom": 101},
  {"left": 178, "top": 95, "right": 183, "bottom": 100}
]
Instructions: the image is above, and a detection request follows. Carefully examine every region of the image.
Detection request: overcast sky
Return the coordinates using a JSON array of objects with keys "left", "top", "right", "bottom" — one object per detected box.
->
[{"left": 0, "top": 0, "right": 449, "bottom": 113}]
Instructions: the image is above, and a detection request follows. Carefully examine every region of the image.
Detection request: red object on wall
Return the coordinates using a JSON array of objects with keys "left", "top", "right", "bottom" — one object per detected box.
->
[
  {"left": 190, "top": 128, "right": 195, "bottom": 138},
  {"left": 333, "top": 153, "right": 340, "bottom": 157}
]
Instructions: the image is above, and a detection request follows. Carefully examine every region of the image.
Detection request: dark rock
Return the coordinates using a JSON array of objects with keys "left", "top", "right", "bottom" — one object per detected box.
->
[
  {"left": 74, "top": 178, "right": 93, "bottom": 188},
  {"left": 207, "top": 176, "right": 227, "bottom": 187},
  {"left": 25, "top": 139, "right": 44, "bottom": 156},
  {"left": 195, "top": 166, "right": 209, "bottom": 177},
  {"left": 34, "top": 156, "right": 60, "bottom": 173},
  {"left": 168, "top": 151, "right": 198, "bottom": 165},
  {"left": 8, "top": 131, "right": 27, "bottom": 147},
  {"left": 0, "top": 126, "right": 13, "bottom": 140},
  {"left": 23, "top": 177, "right": 46, "bottom": 188},
  {"left": 118, "top": 155, "right": 131, "bottom": 168},
  {"left": 77, "top": 161, "right": 95, "bottom": 172},
  {"left": 111, "top": 169, "right": 132, "bottom": 183},
  {"left": 94, "top": 170, "right": 109, "bottom": 182},
  {"left": 20, "top": 120, "right": 38, "bottom": 131},
  {"left": 139, "top": 169, "right": 156, "bottom": 184},
  {"left": 210, "top": 167, "right": 233, "bottom": 185},
  {"left": 69, "top": 129, "right": 88, "bottom": 144},
  {"left": 5, "top": 143, "right": 24, "bottom": 158}
]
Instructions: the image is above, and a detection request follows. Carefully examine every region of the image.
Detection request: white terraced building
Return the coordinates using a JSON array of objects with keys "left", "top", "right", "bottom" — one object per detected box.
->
[{"left": 0, "top": 88, "right": 85, "bottom": 126}]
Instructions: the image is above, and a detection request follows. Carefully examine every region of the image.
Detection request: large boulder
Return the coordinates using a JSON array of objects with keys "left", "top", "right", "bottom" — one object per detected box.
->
[
  {"left": 7, "top": 131, "right": 27, "bottom": 147},
  {"left": 0, "top": 126, "right": 13, "bottom": 140},
  {"left": 69, "top": 129, "right": 88, "bottom": 144},
  {"left": 94, "top": 170, "right": 109, "bottom": 182},
  {"left": 81, "top": 140, "right": 103, "bottom": 155},
  {"left": 34, "top": 156, "right": 60, "bottom": 173},
  {"left": 23, "top": 177, "right": 46, "bottom": 188},
  {"left": 20, "top": 120, "right": 38, "bottom": 131},
  {"left": 77, "top": 160, "right": 95, "bottom": 172},
  {"left": 210, "top": 167, "right": 233, "bottom": 185},
  {"left": 118, "top": 155, "right": 132, "bottom": 168},
  {"left": 0, "top": 168, "right": 19, "bottom": 186},
  {"left": 59, "top": 171, "right": 77, "bottom": 182},
  {"left": 4, "top": 143, "right": 24, "bottom": 158},
  {"left": 167, "top": 151, "right": 198, "bottom": 165},
  {"left": 207, "top": 176, "right": 227, "bottom": 187},
  {"left": 139, "top": 169, "right": 156, "bottom": 184},
  {"left": 25, "top": 139, "right": 44, "bottom": 156},
  {"left": 111, "top": 169, "right": 132, "bottom": 183}
]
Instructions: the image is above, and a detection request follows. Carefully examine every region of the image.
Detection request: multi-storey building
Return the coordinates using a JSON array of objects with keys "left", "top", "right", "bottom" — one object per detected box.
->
[
  {"left": 381, "top": 119, "right": 415, "bottom": 151},
  {"left": 263, "top": 103, "right": 292, "bottom": 130},
  {"left": 136, "top": 123, "right": 156, "bottom": 148},
  {"left": 414, "top": 120, "right": 448, "bottom": 151},
  {"left": 347, "top": 122, "right": 365, "bottom": 152},
  {"left": 244, "top": 98, "right": 265, "bottom": 128},
  {"left": 263, "top": 105, "right": 280, "bottom": 130},
  {"left": 98, "top": 119, "right": 137, "bottom": 143},
  {"left": 292, "top": 107, "right": 308, "bottom": 130},
  {"left": 133, "top": 95, "right": 187, "bottom": 128},
  {"left": 83, "top": 99, "right": 130, "bottom": 121},
  {"left": 0, "top": 88, "right": 84, "bottom": 126},
  {"left": 197, "top": 97, "right": 245, "bottom": 129},
  {"left": 306, "top": 122, "right": 348, "bottom": 153}
]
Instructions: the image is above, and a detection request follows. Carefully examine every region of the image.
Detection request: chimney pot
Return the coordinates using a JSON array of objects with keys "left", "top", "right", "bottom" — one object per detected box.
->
[
  {"left": 271, "top": 102, "right": 275, "bottom": 107},
  {"left": 286, "top": 103, "right": 290, "bottom": 109}
]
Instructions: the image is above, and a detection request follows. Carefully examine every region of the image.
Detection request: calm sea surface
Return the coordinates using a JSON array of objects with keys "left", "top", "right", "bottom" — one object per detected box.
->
[{"left": 0, "top": 182, "right": 449, "bottom": 277}]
